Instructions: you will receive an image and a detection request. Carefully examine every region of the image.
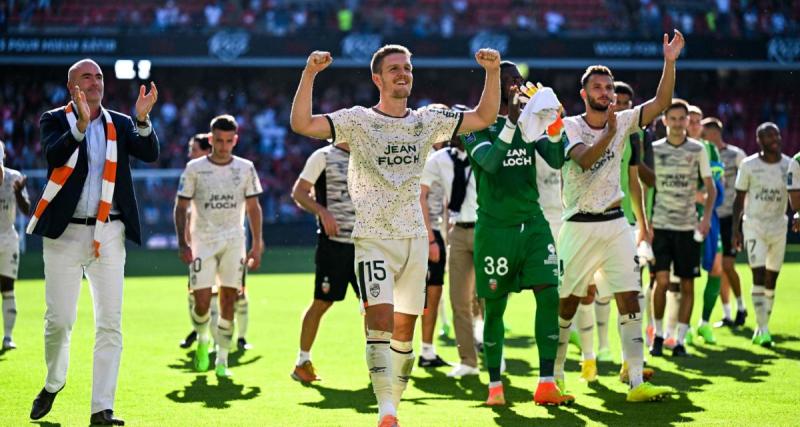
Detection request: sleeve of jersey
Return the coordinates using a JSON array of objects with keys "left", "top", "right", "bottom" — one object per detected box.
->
[
  {"left": 426, "top": 109, "right": 464, "bottom": 145},
  {"left": 534, "top": 132, "right": 566, "bottom": 169},
  {"left": 245, "top": 163, "right": 264, "bottom": 198},
  {"left": 563, "top": 119, "right": 583, "bottom": 159},
  {"left": 698, "top": 146, "right": 712, "bottom": 179},
  {"left": 298, "top": 149, "right": 326, "bottom": 184},
  {"left": 463, "top": 128, "right": 510, "bottom": 174},
  {"left": 788, "top": 159, "right": 800, "bottom": 191},
  {"left": 420, "top": 155, "right": 439, "bottom": 187},
  {"left": 734, "top": 163, "right": 749, "bottom": 191},
  {"left": 325, "top": 107, "right": 356, "bottom": 145},
  {"left": 177, "top": 167, "right": 194, "bottom": 199}
]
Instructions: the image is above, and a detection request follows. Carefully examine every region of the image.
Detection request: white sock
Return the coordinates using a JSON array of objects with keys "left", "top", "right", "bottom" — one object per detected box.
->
[
  {"left": 752, "top": 285, "right": 768, "bottom": 335},
  {"left": 764, "top": 288, "right": 775, "bottom": 328},
  {"left": 554, "top": 317, "right": 571, "bottom": 381},
  {"left": 296, "top": 350, "right": 311, "bottom": 366},
  {"left": 2, "top": 291, "right": 16, "bottom": 339},
  {"left": 366, "top": 330, "right": 395, "bottom": 418},
  {"left": 235, "top": 296, "right": 249, "bottom": 339},
  {"left": 187, "top": 292, "right": 196, "bottom": 328},
  {"left": 421, "top": 342, "right": 436, "bottom": 359},
  {"left": 595, "top": 297, "right": 612, "bottom": 351},
  {"left": 722, "top": 303, "right": 732, "bottom": 320},
  {"left": 619, "top": 312, "right": 644, "bottom": 388},
  {"left": 676, "top": 322, "right": 689, "bottom": 346},
  {"left": 539, "top": 376, "right": 554, "bottom": 384},
  {"left": 736, "top": 296, "right": 745, "bottom": 312},
  {"left": 576, "top": 303, "right": 595, "bottom": 360},
  {"left": 489, "top": 380, "right": 502, "bottom": 388},
  {"left": 390, "top": 339, "right": 414, "bottom": 410},
  {"left": 473, "top": 317, "right": 484, "bottom": 344},
  {"left": 654, "top": 319, "right": 664, "bottom": 338},
  {"left": 190, "top": 309, "right": 211, "bottom": 343},
  {"left": 644, "top": 287, "right": 653, "bottom": 328},
  {"left": 665, "top": 291, "right": 681, "bottom": 339},
  {"left": 215, "top": 318, "right": 233, "bottom": 366}
]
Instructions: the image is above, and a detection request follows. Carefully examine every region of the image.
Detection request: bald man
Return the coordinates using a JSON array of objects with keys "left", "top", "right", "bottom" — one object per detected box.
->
[{"left": 28, "top": 59, "right": 160, "bottom": 425}]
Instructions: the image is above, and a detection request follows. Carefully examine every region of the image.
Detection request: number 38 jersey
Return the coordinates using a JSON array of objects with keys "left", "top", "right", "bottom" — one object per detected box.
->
[{"left": 177, "top": 155, "right": 263, "bottom": 243}]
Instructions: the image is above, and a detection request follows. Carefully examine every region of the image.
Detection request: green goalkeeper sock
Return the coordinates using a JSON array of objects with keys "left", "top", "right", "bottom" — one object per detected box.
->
[
  {"left": 534, "top": 286, "right": 559, "bottom": 377},
  {"left": 483, "top": 295, "right": 508, "bottom": 382},
  {"left": 702, "top": 275, "right": 722, "bottom": 322}
]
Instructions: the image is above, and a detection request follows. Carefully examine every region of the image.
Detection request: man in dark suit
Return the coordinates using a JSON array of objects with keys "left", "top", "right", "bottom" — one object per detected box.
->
[{"left": 29, "top": 58, "right": 159, "bottom": 426}]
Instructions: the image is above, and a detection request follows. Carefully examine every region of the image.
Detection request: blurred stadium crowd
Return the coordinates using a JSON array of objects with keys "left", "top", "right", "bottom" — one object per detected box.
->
[{"left": 3, "top": 0, "right": 798, "bottom": 38}]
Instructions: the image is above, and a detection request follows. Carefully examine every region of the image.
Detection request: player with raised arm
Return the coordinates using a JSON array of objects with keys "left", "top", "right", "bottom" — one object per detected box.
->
[
  {"left": 290, "top": 45, "right": 501, "bottom": 427},
  {"left": 174, "top": 115, "right": 264, "bottom": 378},
  {"left": 733, "top": 122, "right": 800, "bottom": 348},
  {"left": 0, "top": 140, "right": 31, "bottom": 350},
  {"left": 461, "top": 62, "right": 571, "bottom": 407},
  {"left": 554, "top": 31, "right": 684, "bottom": 403}
]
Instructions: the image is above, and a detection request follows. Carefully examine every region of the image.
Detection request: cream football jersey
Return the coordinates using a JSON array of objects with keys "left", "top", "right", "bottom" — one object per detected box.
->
[
  {"left": 561, "top": 106, "right": 643, "bottom": 220},
  {"left": 736, "top": 154, "right": 793, "bottom": 230},
  {"left": 326, "top": 106, "right": 462, "bottom": 239},
  {"left": 178, "top": 156, "right": 263, "bottom": 243},
  {"left": 0, "top": 168, "right": 27, "bottom": 242}
]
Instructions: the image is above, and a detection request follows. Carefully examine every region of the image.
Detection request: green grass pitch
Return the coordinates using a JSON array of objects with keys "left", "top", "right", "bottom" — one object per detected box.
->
[{"left": 2, "top": 266, "right": 800, "bottom": 426}]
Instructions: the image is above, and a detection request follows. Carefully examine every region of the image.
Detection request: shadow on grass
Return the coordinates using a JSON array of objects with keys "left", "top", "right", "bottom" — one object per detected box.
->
[
  {"left": 664, "top": 342, "right": 777, "bottom": 384},
  {"left": 300, "top": 383, "right": 376, "bottom": 414},
  {"left": 31, "top": 422, "right": 61, "bottom": 427},
  {"left": 411, "top": 369, "right": 485, "bottom": 404},
  {"left": 165, "top": 375, "right": 260, "bottom": 409},
  {"left": 167, "top": 350, "right": 262, "bottom": 373}
]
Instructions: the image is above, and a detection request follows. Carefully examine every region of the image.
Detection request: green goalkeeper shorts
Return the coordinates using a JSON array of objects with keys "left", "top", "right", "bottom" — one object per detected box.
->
[{"left": 474, "top": 216, "right": 559, "bottom": 299}]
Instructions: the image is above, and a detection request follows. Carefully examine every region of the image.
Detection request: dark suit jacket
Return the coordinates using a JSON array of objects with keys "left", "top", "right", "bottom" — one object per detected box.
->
[{"left": 32, "top": 105, "right": 160, "bottom": 245}]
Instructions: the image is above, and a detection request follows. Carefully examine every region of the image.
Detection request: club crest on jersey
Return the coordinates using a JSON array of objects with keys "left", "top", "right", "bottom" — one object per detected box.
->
[
  {"left": 413, "top": 122, "right": 424, "bottom": 137},
  {"left": 370, "top": 283, "right": 381, "bottom": 298},
  {"left": 464, "top": 133, "right": 476, "bottom": 144},
  {"left": 544, "top": 243, "right": 558, "bottom": 265},
  {"left": 230, "top": 167, "right": 242, "bottom": 186},
  {"left": 489, "top": 278, "right": 498, "bottom": 291}
]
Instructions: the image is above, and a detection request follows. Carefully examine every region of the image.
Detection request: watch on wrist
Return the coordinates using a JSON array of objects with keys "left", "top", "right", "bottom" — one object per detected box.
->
[{"left": 136, "top": 115, "right": 150, "bottom": 127}]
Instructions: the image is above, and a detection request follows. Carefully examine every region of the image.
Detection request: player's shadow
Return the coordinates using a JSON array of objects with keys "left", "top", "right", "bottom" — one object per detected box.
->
[
  {"left": 409, "top": 369, "right": 485, "bottom": 404},
  {"left": 437, "top": 334, "right": 456, "bottom": 347},
  {"left": 165, "top": 375, "right": 260, "bottom": 409},
  {"left": 668, "top": 344, "right": 777, "bottom": 384},
  {"left": 503, "top": 335, "right": 534, "bottom": 348},
  {"left": 167, "top": 350, "right": 262, "bottom": 373},
  {"left": 31, "top": 422, "right": 61, "bottom": 427},
  {"left": 300, "top": 383, "right": 376, "bottom": 414}
]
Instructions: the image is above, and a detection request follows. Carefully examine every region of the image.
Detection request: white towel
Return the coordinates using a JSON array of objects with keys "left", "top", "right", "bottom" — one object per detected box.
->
[{"left": 518, "top": 87, "right": 561, "bottom": 143}]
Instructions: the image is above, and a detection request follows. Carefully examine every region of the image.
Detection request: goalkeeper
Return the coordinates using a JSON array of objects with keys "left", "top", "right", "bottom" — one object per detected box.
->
[{"left": 461, "top": 61, "right": 572, "bottom": 407}]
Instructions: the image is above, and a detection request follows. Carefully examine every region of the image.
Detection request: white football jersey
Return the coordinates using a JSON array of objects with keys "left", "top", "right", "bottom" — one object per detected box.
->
[
  {"left": 735, "top": 154, "right": 792, "bottom": 231},
  {"left": 178, "top": 155, "right": 263, "bottom": 243},
  {"left": 0, "top": 168, "right": 26, "bottom": 242},
  {"left": 535, "top": 151, "right": 562, "bottom": 225},
  {"left": 561, "top": 106, "right": 643, "bottom": 220},
  {"left": 326, "top": 105, "right": 462, "bottom": 239},
  {"left": 651, "top": 138, "right": 712, "bottom": 231},
  {"left": 717, "top": 144, "right": 747, "bottom": 218}
]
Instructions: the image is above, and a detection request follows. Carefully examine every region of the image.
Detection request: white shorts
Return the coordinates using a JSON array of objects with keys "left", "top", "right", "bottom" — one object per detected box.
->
[
  {"left": 0, "top": 241, "right": 20, "bottom": 280},
  {"left": 593, "top": 224, "right": 640, "bottom": 290},
  {"left": 189, "top": 237, "right": 246, "bottom": 290},
  {"left": 354, "top": 237, "right": 427, "bottom": 315},
  {"left": 558, "top": 217, "right": 641, "bottom": 299},
  {"left": 743, "top": 222, "right": 786, "bottom": 271}
]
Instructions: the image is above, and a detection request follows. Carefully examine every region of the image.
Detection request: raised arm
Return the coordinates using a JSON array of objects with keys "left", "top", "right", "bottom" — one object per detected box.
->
[
  {"left": 568, "top": 105, "right": 619, "bottom": 170},
  {"left": 640, "top": 31, "right": 685, "bottom": 126},
  {"left": 290, "top": 51, "right": 334, "bottom": 140},
  {"left": 458, "top": 49, "right": 501, "bottom": 134}
]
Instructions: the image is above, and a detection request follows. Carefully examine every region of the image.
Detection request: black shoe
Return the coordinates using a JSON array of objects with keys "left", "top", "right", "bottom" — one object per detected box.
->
[
  {"left": 418, "top": 354, "right": 450, "bottom": 368},
  {"left": 179, "top": 330, "right": 197, "bottom": 349},
  {"left": 237, "top": 337, "right": 252, "bottom": 351},
  {"left": 734, "top": 310, "right": 747, "bottom": 327},
  {"left": 672, "top": 344, "right": 688, "bottom": 357},
  {"left": 30, "top": 385, "right": 63, "bottom": 420},
  {"left": 475, "top": 342, "right": 484, "bottom": 355},
  {"left": 713, "top": 318, "right": 735, "bottom": 328},
  {"left": 90, "top": 409, "right": 125, "bottom": 426},
  {"left": 649, "top": 336, "right": 664, "bottom": 357}
]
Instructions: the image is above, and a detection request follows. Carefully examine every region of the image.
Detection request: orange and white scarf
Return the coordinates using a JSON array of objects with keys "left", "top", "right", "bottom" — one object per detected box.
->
[{"left": 27, "top": 102, "right": 118, "bottom": 258}]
